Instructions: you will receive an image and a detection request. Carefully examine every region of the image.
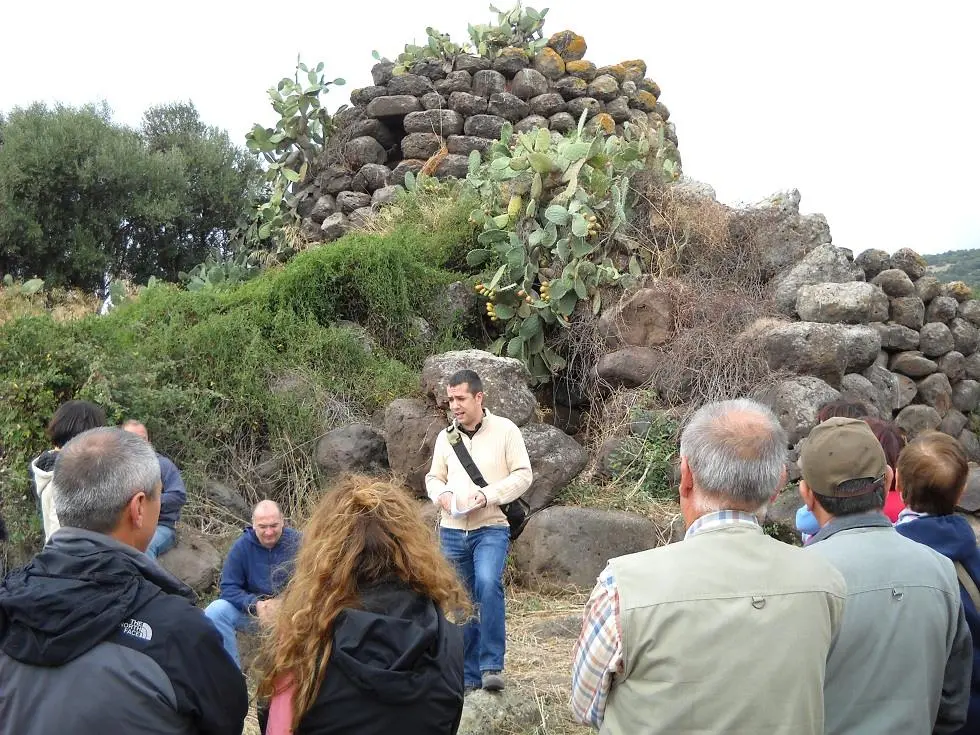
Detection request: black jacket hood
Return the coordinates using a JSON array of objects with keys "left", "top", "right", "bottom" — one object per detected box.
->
[
  {"left": 0, "top": 528, "right": 194, "bottom": 667},
  {"left": 330, "top": 580, "right": 457, "bottom": 705}
]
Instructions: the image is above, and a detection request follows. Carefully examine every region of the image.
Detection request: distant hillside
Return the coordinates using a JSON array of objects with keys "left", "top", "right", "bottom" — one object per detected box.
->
[{"left": 924, "top": 248, "right": 980, "bottom": 288}]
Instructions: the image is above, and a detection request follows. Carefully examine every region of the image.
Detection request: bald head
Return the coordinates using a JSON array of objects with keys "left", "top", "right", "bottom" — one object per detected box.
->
[
  {"left": 680, "top": 399, "right": 788, "bottom": 509},
  {"left": 121, "top": 420, "right": 149, "bottom": 442},
  {"left": 252, "top": 500, "right": 284, "bottom": 548}
]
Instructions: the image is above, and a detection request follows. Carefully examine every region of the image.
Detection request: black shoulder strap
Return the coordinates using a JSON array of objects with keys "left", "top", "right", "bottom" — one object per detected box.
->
[{"left": 447, "top": 425, "right": 488, "bottom": 488}]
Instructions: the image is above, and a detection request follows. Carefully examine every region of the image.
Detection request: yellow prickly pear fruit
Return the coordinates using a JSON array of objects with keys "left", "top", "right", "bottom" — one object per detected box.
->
[{"left": 508, "top": 195, "right": 523, "bottom": 218}]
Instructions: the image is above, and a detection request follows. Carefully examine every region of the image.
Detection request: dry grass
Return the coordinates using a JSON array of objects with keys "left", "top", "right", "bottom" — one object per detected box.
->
[
  {"left": 0, "top": 285, "right": 101, "bottom": 325},
  {"left": 501, "top": 585, "right": 593, "bottom": 735}
]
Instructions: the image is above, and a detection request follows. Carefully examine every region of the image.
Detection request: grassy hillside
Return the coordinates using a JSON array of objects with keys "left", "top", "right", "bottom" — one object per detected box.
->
[
  {"left": 0, "top": 191, "right": 476, "bottom": 563},
  {"left": 925, "top": 248, "right": 980, "bottom": 288}
]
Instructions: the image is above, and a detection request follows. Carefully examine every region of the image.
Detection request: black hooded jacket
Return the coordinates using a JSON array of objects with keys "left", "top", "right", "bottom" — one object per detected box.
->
[
  {"left": 260, "top": 580, "right": 464, "bottom": 735},
  {"left": 0, "top": 528, "right": 248, "bottom": 735}
]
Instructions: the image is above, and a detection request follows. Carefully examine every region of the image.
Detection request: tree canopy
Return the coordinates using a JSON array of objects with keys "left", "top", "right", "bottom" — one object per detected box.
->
[{"left": 0, "top": 102, "right": 261, "bottom": 291}]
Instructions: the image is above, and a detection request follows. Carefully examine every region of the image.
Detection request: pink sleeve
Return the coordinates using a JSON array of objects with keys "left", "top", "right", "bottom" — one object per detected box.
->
[{"left": 266, "top": 678, "right": 295, "bottom": 735}]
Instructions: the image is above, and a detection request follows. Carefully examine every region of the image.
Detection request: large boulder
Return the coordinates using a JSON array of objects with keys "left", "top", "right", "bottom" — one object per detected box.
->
[
  {"left": 753, "top": 376, "right": 840, "bottom": 444},
  {"left": 960, "top": 300, "right": 980, "bottom": 328},
  {"left": 926, "top": 296, "right": 958, "bottom": 324},
  {"left": 203, "top": 479, "right": 249, "bottom": 521},
  {"left": 158, "top": 526, "right": 222, "bottom": 594},
  {"left": 919, "top": 322, "right": 955, "bottom": 358},
  {"left": 915, "top": 373, "right": 953, "bottom": 416},
  {"left": 796, "top": 282, "right": 889, "bottom": 324},
  {"left": 731, "top": 190, "right": 832, "bottom": 278},
  {"left": 889, "top": 351, "right": 938, "bottom": 379},
  {"left": 962, "top": 431, "right": 980, "bottom": 463},
  {"left": 939, "top": 410, "right": 969, "bottom": 438},
  {"left": 874, "top": 323, "right": 920, "bottom": 352},
  {"left": 511, "top": 507, "right": 662, "bottom": 588},
  {"left": 841, "top": 373, "right": 884, "bottom": 418},
  {"left": 871, "top": 269, "right": 915, "bottom": 297},
  {"left": 951, "top": 318, "right": 980, "bottom": 356},
  {"left": 521, "top": 423, "right": 589, "bottom": 510},
  {"left": 953, "top": 380, "right": 980, "bottom": 414},
  {"left": 891, "top": 247, "right": 928, "bottom": 280},
  {"left": 855, "top": 248, "right": 892, "bottom": 279},
  {"left": 315, "top": 423, "right": 388, "bottom": 478},
  {"left": 915, "top": 276, "right": 943, "bottom": 303},
  {"left": 758, "top": 322, "right": 848, "bottom": 388},
  {"left": 840, "top": 324, "right": 882, "bottom": 372},
  {"left": 384, "top": 398, "right": 446, "bottom": 496},
  {"left": 895, "top": 405, "right": 942, "bottom": 437},
  {"left": 458, "top": 690, "right": 541, "bottom": 735},
  {"left": 596, "top": 346, "right": 659, "bottom": 387},
  {"left": 863, "top": 364, "right": 903, "bottom": 412},
  {"left": 890, "top": 296, "right": 926, "bottom": 330},
  {"left": 938, "top": 351, "right": 966, "bottom": 382},
  {"left": 772, "top": 244, "right": 864, "bottom": 316},
  {"left": 596, "top": 287, "right": 673, "bottom": 347},
  {"left": 422, "top": 350, "right": 537, "bottom": 426}
]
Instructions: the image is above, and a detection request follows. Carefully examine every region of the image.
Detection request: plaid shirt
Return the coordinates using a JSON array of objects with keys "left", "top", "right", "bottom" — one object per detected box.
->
[{"left": 569, "top": 510, "right": 761, "bottom": 728}]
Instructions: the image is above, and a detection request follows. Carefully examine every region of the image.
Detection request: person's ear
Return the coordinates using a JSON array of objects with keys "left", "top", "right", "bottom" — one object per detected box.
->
[
  {"left": 770, "top": 466, "right": 788, "bottom": 503},
  {"left": 884, "top": 466, "right": 894, "bottom": 494},
  {"left": 679, "top": 457, "right": 694, "bottom": 499},
  {"left": 799, "top": 481, "right": 815, "bottom": 510},
  {"left": 127, "top": 492, "right": 149, "bottom": 530}
]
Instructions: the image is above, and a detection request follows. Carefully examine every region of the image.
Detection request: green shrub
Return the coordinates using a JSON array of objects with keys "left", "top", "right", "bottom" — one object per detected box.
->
[
  {"left": 605, "top": 410, "right": 679, "bottom": 500},
  {"left": 0, "top": 216, "right": 470, "bottom": 563}
]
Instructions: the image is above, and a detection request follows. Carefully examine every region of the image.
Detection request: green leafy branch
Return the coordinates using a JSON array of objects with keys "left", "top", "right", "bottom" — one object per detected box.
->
[{"left": 242, "top": 59, "right": 345, "bottom": 243}]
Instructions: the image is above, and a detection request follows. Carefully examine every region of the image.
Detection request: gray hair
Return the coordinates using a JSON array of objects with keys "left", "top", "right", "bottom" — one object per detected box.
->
[
  {"left": 54, "top": 427, "right": 162, "bottom": 533},
  {"left": 679, "top": 398, "right": 788, "bottom": 510}
]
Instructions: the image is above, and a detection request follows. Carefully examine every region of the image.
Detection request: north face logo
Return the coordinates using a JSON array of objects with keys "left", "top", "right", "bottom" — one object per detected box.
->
[{"left": 120, "top": 618, "right": 153, "bottom": 641}]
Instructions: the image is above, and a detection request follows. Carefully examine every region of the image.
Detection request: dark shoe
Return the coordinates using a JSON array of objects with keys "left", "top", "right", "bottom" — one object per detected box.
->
[
  {"left": 482, "top": 670, "right": 505, "bottom": 691},
  {"left": 464, "top": 683, "right": 481, "bottom": 695}
]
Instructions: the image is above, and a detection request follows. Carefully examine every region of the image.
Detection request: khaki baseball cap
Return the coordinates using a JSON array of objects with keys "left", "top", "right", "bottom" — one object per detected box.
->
[{"left": 799, "top": 417, "right": 887, "bottom": 497}]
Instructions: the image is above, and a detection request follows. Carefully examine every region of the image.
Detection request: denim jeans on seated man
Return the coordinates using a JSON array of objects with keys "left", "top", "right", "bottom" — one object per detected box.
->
[
  {"left": 204, "top": 598, "right": 258, "bottom": 666},
  {"left": 145, "top": 524, "right": 176, "bottom": 559},
  {"left": 440, "top": 525, "right": 510, "bottom": 687}
]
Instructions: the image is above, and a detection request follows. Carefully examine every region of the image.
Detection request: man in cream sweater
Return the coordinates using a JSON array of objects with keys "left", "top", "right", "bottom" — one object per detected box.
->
[{"left": 426, "top": 369, "right": 532, "bottom": 693}]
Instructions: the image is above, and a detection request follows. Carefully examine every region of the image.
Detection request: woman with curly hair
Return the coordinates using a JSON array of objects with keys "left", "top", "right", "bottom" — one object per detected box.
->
[{"left": 257, "top": 476, "right": 470, "bottom": 735}]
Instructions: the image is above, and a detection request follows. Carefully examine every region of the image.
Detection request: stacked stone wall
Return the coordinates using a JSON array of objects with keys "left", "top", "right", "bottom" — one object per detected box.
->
[{"left": 295, "top": 31, "right": 677, "bottom": 242}]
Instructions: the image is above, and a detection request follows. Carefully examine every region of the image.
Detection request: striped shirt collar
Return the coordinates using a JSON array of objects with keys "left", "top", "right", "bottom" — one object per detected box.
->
[{"left": 684, "top": 510, "right": 761, "bottom": 540}]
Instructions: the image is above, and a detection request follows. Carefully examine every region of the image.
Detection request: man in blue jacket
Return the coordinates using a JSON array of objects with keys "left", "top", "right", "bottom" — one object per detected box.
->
[
  {"left": 204, "top": 500, "right": 300, "bottom": 667},
  {"left": 122, "top": 420, "right": 187, "bottom": 559}
]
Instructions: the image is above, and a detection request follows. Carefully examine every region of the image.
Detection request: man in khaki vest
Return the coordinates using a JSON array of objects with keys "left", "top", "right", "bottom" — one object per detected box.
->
[{"left": 570, "top": 398, "right": 846, "bottom": 734}]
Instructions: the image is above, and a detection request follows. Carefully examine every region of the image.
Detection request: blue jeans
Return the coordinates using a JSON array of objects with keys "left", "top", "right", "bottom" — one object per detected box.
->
[
  {"left": 204, "top": 599, "right": 257, "bottom": 668},
  {"left": 145, "top": 524, "right": 176, "bottom": 559},
  {"left": 440, "top": 525, "right": 510, "bottom": 687}
]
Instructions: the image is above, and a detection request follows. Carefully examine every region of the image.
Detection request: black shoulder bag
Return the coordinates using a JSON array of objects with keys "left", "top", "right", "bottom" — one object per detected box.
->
[{"left": 446, "top": 425, "right": 531, "bottom": 541}]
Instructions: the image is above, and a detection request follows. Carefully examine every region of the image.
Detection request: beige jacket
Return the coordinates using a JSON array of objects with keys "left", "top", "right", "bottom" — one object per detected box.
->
[
  {"left": 602, "top": 524, "right": 846, "bottom": 735},
  {"left": 425, "top": 411, "right": 532, "bottom": 531}
]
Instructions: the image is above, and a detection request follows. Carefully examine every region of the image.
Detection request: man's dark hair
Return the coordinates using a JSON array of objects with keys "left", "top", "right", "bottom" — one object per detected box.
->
[
  {"left": 46, "top": 400, "right": 107, "bottom": 448},
  {"left": 448, "top": 369, "right": 483, "bottom": 395},
  {"left": 816, "top": 399, "right": 869, "bottom": 424},
  {"left": 813, "top": 478, "right": 886, "bottom": 516}
]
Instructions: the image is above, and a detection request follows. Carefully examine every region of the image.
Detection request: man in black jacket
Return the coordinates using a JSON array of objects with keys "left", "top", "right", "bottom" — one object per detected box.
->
[{"left": 0, "top": 427, "right": 248, "bottom": 735}]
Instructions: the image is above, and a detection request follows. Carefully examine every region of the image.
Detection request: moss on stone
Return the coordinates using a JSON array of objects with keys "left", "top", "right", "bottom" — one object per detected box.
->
[
  {"left": 532, "top": 47, "right": 566, "bottom": 80},
  {"left": 621, "top": 59, "right": 647, "bottom": 83},
  {"left": 631, "top": 90, "right": 659, "bottom": 113},
  {"left": 547, "top": 30, "right": 587, "bottom": 61},
  {"left": 638, "top": 78, "right": 662, "bottom": 98},
  {"left": 564, "top": 60, "right": 597, "bottom": 82},
  {"left": 595, "top": 64, "right": 627, "bottom": 84}
]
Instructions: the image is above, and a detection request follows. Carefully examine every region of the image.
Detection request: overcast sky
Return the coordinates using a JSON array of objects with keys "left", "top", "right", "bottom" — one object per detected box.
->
[{"left": 2, "top": 1, "right": 977, "bottom": 255}]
